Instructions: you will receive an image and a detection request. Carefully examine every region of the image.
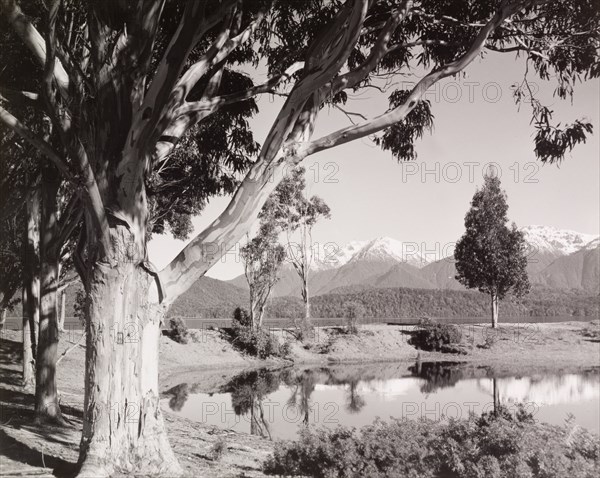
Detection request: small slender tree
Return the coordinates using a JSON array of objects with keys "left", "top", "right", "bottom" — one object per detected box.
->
[
  {"left": 262, "top": 167, "right": 330, "bottom": 335},
  {"left": 454, "top": 172, "right": 530, "bottom": 328},
  {"left": 240, "top": 224, "right": 285, "bottom": 329}
]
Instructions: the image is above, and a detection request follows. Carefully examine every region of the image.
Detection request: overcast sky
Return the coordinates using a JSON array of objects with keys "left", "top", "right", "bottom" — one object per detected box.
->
[{"left": 148, "top": 52, "right": 600, "bottom": 280}]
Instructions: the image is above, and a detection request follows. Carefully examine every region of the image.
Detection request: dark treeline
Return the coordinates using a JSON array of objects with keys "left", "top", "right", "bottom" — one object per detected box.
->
[
  {"left": 170, "top": 286, "right": 599, "bottom": 320},
  {"left": 7, "top": 284, "right": 597, "bottom": 323}
]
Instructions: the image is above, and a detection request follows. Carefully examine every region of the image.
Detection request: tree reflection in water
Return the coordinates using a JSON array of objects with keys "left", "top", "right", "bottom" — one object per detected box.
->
[
  {"left": 409, "top": 361, "right": 466, "bottom": 394},
  {"left": 346, "top": 379, "right": 366, "bottom": 414},
  {"left": 164, "top": 383, "right": 190, "bottom": 412},
  {"left": 222, "top": 369, "right": 285, "bottom": 439},
  {"left": 286, "top": 369, "right": 318, "bottom": 426}
]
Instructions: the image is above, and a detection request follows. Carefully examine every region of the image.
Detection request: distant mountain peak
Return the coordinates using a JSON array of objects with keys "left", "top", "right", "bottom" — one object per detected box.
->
[
  {"left": 350, "top": 236, "right": 429, "bottom": 268},
  {"left": 582, "top": 237, "right": 600, "bottom": 251},
  {"left": 521, "top": 225, "right": 599, "bottom": 256},
  {"left": 312, "top": 240, "right": 368, "bottom": 271}
]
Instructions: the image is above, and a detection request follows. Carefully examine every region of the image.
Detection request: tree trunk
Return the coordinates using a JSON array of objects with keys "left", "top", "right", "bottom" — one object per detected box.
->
[
  {"left": 23, "top": 185, "right": 40, "bottom": 390},
  {"left": 492, "top": 377, "right": 500, "bottom": 415},
  {"left": 22, "top": 286, "right": 37, "bottom": 390},
  {"left": 59, "top": 290, "right": 66, "bottom": 332},
  {"left": 302, "top": 276, "right": 310, "bottom": 321},
  {"left": 298, "top": 274, "right": 314, "bottom": 341},
  {"left": 77, "top": 227, "right": 181, "bottom": 477},
  {"left": 35, "top": 164, "right": 63, "bottom": 423},
  {"left": 249, "top": 290, "right": 259, "bottom": 329},
  {"left": 301, "top": 274, "right": 312, "bottom": 334},
  {"left": 0, "top": 308, "right": 6, "bottom": 331},
  {"left": 35, "top": 252, "right": 62, "bottom": 422},
  {"left": 491, "top": 292, "right": 499, "bottom": 329}
]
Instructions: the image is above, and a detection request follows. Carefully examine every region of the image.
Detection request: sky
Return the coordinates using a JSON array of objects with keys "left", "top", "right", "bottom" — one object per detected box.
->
[{"left": 148, "top": 52, "right": 600, "bottom": 280}]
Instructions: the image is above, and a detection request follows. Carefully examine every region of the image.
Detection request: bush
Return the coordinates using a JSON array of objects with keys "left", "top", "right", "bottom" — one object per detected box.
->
[
  {"left": 210, "top": 439, "right": 227, "bottom": 461},
  {"left": 168, "top": 317, "right": 190, "bottom": 344},
  {"left": 410, "top": 317, "right": 462, "bottom": 352},
  {"left": 344, "top": 301, "right": 366, "bottom": 334},
  {"left": 233, "top": 307, "right": 252, "bottom": 328},
  {"left": 264, "top": 407, "right": 599, "bottom": 478},
  {"left": 230, "top": 308, "right": 286, "bottom": 359}
]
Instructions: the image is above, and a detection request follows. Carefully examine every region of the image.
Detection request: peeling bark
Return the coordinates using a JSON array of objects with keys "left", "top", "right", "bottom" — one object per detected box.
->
[
  {"left": 23, "top": 185, "right": 40, "bottom": 390},
  {"left": 77, "top": 226, "right": 181, "bottom": 477},
  {"left": 59, "top": 290, "right": 66, "bottom": 332}
]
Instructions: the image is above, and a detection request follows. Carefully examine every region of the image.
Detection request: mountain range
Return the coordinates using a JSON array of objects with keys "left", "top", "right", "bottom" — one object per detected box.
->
[
  {"left": 10, "top": 226, "right": 595, "bottom": 322},
  {"left": 228, "top": 225, "right": 600, "bottom": 296}
]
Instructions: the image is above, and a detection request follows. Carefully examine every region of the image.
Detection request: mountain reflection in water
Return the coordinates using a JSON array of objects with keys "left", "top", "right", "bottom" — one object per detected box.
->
[{"left": 161, "top": 362, "right": 600, "bottom": 440}]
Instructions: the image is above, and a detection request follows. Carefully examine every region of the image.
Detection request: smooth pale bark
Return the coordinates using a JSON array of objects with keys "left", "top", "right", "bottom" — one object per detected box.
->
[
  {"left": 77, "top": 225, "right": 181, "bottom": 478},
  {"left": 59, "top": 290, "right": 66, "bottom": 332},
  {"left": 35, "top": 164, "right": 63, "bottom": 423},
  {"left": 302, "top": 280, "right": 310, "bottom": 321},
  {"left": 0, "top": 308, "right": 6, "bottom": 330},
  {"left": 300, "top": 275, "right": 312, "bottom": 337},
  {"left": 491, "top": 292, "right": 499, "bottom": 329},
  {"left": 23, "top": 186, "right": 40, "bottom": 390}
]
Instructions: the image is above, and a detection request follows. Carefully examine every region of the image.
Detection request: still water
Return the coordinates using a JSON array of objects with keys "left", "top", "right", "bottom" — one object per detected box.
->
[{"left": 161, "top": 362, "right": 600, "bottom": 440}]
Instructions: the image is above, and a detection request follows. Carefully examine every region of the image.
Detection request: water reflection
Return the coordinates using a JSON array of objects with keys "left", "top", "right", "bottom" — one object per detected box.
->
[
  {"left": 162, "top": 362, "right": 600, "bottom": 440},
  {"left": 408, "top": 361, "right": 465, "bottom": 394}
]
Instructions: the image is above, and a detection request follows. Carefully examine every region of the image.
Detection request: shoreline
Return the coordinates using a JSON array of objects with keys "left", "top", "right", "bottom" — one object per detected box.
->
[{"left": 1, "top": 320, "right": 599, "bottom": 477}]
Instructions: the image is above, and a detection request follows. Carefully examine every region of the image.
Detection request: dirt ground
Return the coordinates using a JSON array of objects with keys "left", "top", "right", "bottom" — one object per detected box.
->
[{"left": 1, "top": 320, "right": 599, "bottom": 477}]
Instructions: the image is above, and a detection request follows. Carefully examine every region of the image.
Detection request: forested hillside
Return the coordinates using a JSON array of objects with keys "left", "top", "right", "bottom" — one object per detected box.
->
[{"left": 165, "top": 286, "right": 599, "bottom": 320}]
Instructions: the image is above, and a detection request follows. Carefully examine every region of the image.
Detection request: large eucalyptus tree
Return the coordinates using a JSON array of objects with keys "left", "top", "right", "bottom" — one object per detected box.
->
[{"left": 0, "top": 0, "right": 597, "bottom": 475}]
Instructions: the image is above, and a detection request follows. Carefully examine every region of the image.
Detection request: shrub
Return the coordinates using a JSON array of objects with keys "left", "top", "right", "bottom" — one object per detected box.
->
[
  {"left": 580, "top": 321, "right": 600, "bottom": 341},
  {"left": 230, "top": 308, "right": 285, "bottom": 359},
  {"left": 280, "top": 340, "right": 292, "bottom": 357},
  {"left": 264, "top": 407, "right": 599, "bottom": 478},
  {"left": 410, "top": 317, "right": 462, "bottom": 352},
  {"left": 168, "top": 317, "right": 190, "bottom": 344},
  {"left": 233, "top": 307, "right": 252, "bottom": 328},
  {"left": 210, "top": 439, "right": 227, "bottom": 461},
  {"left": 478, "top": 332, "right": 499, "bottom": 349},
  {"left": 344, "top": 301, "right": 366, "bottom": 334}
]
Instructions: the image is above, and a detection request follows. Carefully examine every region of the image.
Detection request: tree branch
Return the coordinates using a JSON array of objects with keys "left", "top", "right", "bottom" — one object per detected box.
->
[
  {"left": 136, "top": 0, "right": 237, "bottom": 155},
  {"left": 57, "top": 194, "right": 83, "bottom": 248},
  {"left": 0, "top": 87, "right": 40, "bottom": 109},
  {"left": 329, "top": 0, "right": 413, "bottom": 95},
  {"left": 150, "top": 8, "right": 270, "bottom": 166},
  {"left": 300, "top": 1, "right": 521, "bottom": 158},
  {"left": 175, "top": 62, "right": 305, "bottom": 118},
  {"left": 158, "top": 0, "right": 370, "bottom": 303},
  {"left": 0, "top": 0, "right": 70, "bottom": 96}
]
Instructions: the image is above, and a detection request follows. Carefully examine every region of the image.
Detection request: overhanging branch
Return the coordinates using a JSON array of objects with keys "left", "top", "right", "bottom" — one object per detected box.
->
[
  {"left": 301, "top": 2, "right": 520, "bottom": 158},
  {"left": 175, "top": 62, "right": 305, "bottom": 118}
]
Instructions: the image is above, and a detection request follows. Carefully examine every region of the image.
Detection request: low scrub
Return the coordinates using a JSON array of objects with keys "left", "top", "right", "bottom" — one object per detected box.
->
[
  {"left": 410, "top": 317, "right": 462, "bottom": 352},
  {"left": 230, "top": 307, "right": 289, "bottom": 359},
  {"left": 264, "top": 407, "right": 599, "bottom": 478},
  {"left": 344, "top": 301, "right": 366, "bottom": 334},
  {"left": 168, "top": 317, "right": 190, "bottom": 344}
]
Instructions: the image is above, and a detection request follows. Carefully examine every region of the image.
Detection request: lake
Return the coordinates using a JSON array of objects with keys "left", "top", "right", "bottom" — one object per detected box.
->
[{"left": 161, "top": 362, "right": 600, "bottom": 441}]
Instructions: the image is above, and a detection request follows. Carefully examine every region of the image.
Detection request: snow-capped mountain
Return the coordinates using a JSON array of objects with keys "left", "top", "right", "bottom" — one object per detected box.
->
[
  {"left": 582, "top": 237, "right": 600, "bottom": 251},
  {"left": 228, "top": 226, "right": 599, "bottom": 296},
  {"left": 313, "top": 240, "right": 368, "bottom": 271},
  {"left": 521, "top": 225, "right": 598, "bottom": 256},
  {"left": 349, "top": 236, "right": 429, "bottom": 268}
]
